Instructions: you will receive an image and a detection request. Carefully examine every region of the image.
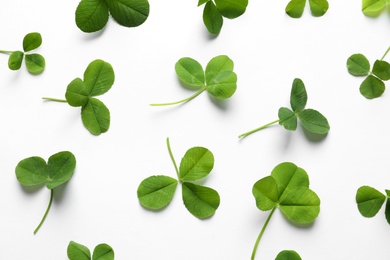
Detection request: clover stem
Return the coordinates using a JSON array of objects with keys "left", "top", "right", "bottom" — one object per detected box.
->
[
  {"left": 34, "top": 189, "right": 54, "bottom": 234},
  {"left": 150, "top": 87, "right": 206, "bottom": 106},
  {"left": 42, "top": 97, "right": 67, "bottom": 103},
  {"left": 381, "top": 46, "right": 390, "bottom": 60},
  {"left": 238, "top": 120, "right": 279, "bottom": 138},
  {"left": 0, "top": 50, "right": 13, "bottom": 54},
  {"left": 166, "top": 138, "right": 180, "bottom": 180},
  {"left": 251, "top": 207, "right": 276, "bottom": 260}
]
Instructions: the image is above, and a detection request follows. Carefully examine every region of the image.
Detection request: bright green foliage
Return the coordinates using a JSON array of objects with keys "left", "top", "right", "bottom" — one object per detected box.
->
[
  {"left": 75, "top": 0, "right": 149, "bottom": 33},
  {"left": 275, "top": 250, "right": 302, "bottom": 260},
  {"left": 137, "top": 138, "right": 220, "bottom": 219},
  {"left": 43, "top": 60, "right": 114, "bottom": 135},
  {"left": 347, "top": 47, "right": 390, "bottom": 99},
  {"left": 356, "top": 186, "right": 390, "bottom": 224},
  {"left": 239, "top": 78, "right": 330, "bottom": 139},
  {"left": 251, "top": 162, "right": 320, "bottom": 260},
  {"left": 15, "top": 151, "right": 76, "bottom": 234},
  {"left": 150, "top": 55, "right": 237, "bottom": 106},
  {"left": 0, "top": 32, "right": 45, "bottom": 74},
  {"left": 198, "top": 0, "right": 248, "bottom": 34},
  {"left": 285, "top": 0, "right": 329, "bottom": 18},
  {"left": 68, "top": 241, "right": 114, "bottom": 260},
  {"left": 362, "top": 0, "right": 387, "bottom": 17}
]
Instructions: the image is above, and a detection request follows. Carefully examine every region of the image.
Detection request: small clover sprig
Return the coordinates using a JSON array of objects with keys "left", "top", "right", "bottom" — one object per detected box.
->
[
  {"left": 285, "top": 0, "right": 329, "bottom": 18},
  {"left": 43, "top": 59, "right": 114, "bottom": 135},
  {"left": 239, "top": 78, "right": 330, "bottom": 139},
  {"left": 137, "top": 138, "right": 220, "bottom": 219},
  {"left": 151, "top": 55, "right": 237, "bottom": 106},
  {"left": 356, "top": 186, "right": 390, "bottom": 224},
  {"left": 347, "top": 46, "right": 390, "bottom": 99},
  {"left": 198, "top": 0, "right": 248, "bottom": 34},
  {"left": 67, "top": 241, "right": 114, "bottom": 260},
  {"left": 0, "top": 32, "right": 45, "bottom": 74},
  {"left": 15, "top": 151, "right": 76, "bottom": 234},
  {"left": 362, "top": 0, "right": 388, "bottom": 16},
  {"left": 75, "top": 0, "right": 149, "bottom": 33},
  {"left": 251, "top": 162, "right": 320, "bottom": 260}
]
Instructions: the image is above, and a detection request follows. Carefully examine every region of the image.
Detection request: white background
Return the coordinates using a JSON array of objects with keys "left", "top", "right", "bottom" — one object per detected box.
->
[{"left": 1, "top": 0, "right": 390, "bottom": 259}]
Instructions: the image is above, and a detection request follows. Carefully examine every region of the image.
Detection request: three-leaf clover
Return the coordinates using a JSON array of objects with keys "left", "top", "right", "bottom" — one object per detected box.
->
[
  {"left": 356, "top": 186, "right": 390, "bottom": 224},
  {"left": 137, "top": 138, "right": 220, "bottom": 219},
  {"left": 75, "top": 0, "right": 150, "bottom": 33},
  {"left": 15, "top": 151, "right": 76, "bottom": 234},
  {"left": 347, "top": 47, "right": 390, "bottom": 99},
  {"left": 0, "top": 32, "right": 45, "bottom": 74},
  {"left": 285, "top": 0, "right": 329, "bottom": 18},
  {"left": 67, "top": 241, "right": 114, "bottom": 260},
  {"left": 276, "top": 250, "right": 302, "bottom": 260},
  {"left": 251, "top": 162, "right": 320, "bottom": 260},
  {"left": 150, "top": 55, "right": 237, "bottom": 106},
  {"left": 43, "top": 59, "right": 114, "bottom": 135},
  {"left": 239, "top": 78, "right": 330, "bottom": 139},
  {"left": 198, "top": 0, "right": 248, "bottom": 34},
  {"left": 362, "top": 0, "right": 388, "bottom": 16}
]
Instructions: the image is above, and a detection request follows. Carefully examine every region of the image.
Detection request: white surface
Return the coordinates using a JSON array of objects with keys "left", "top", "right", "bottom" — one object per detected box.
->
[{"left": 1, "top": 0, "right": 390, "bottom": 259}]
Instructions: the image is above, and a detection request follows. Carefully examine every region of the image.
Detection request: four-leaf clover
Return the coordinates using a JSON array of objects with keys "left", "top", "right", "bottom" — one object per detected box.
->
[
  {"left": 356, "top": 186, "right": 390, "bottom": 224},
  {"left": 285, "top": 0, "right": 329, "bottom": 18}
]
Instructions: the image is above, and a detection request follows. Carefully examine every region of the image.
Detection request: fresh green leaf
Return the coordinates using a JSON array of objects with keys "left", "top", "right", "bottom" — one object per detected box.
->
[
  {"left": 92, "top": 243, "right": 114, "bottom": 260},
  {"left": 175, "top": 57, "right": 205, "bottom": 88},
  {"left": 198, "top": 0, "right": 210, "bottom": 6},
  {"left": 385, "top": 199, "right": 390, "bottom": 225},
  {"left": 203, "top": 1, "right": 223, "bottom": 35},
  {"left": 285, "top": 0, "right": 306, "bottom": 18},
  {"left": 179, "top": 147, "right": 214, "bottom": 181},
  {"left": 81, "top": 98, "right": 110, "bottom": 135},
  {"left": 298, "top": 108, "right": 330, "bottom": 134},
  {"left": 137, "top": 175, "right": 178, "bottom": 210},
  {"left": 279, "top": 187, "right": 320, "bottom": 223},
  {"left": 84, "top": 59, "right": 115, "bottom": 96},
  {"left": 347, "top": 54, "right": 370, "bottom": 76},
  {"left": 182, "top": 182, "right": 220, "bottom": 219},
  {"left": 214, "top": 0, "right": 248, "bottom": 19},
  {"left": 68, "top": 241, "right": 91, "bottom": 260},
  {"left": 275, "top": 250, "right": 302, "bottom": 260},
  {"left": 25, "top": 53, "right": 45, "bottom": 75},
  {"left": 271, "top": 162, "right": 309, "bottom": 198},
  {"left": 46, "top": 151, "right": 76, "bottom": 189},
  {"left": 356, "top": 186, "right": 386, "bottom": 218},
  {"left": 16, "top": 151, "right": 76, "bottom": 234},
  {"left": 278, "top": 107, "right": 297, "bottom": 131},
  {"left": 251, "top": 162, "right": 320, "bottom": 259},
  {"left": 362, "top": 0, "right": 386, "bottom": 16},
  {"left": 372, "top": 60, "right": 390, "bottom": 81},
  {"left": 106, "top": 0, "right": 150, "bottom": 27},
  {"left": 15, "top": 156, "right": 48, "bottom": 186},
  {"left": 8, "top": 51, "right": 24, "bottom": 70},
  {"left": 75, "top": 0, "right": 109, "bottom": 33},
  {"left": 23, "top": 32, "right": 42, "bottom": 52},
  {"left": 252, "top": 176, "right": 279, "bottom": 211},
  {"left": 359, "top": 74, "right": 385, "bottom": 99},
  {"left": 205, "top": 55, "right": 234, "bottom": 83},
  {"left": 290, "top": 78, "right": 307, "bottom": 113},
  {"left": 66, "top": 78, "right": 90, "bottom": 107},
  {"left": 309, "top": 0, "right": 329, "bottom": 16},
  {"left": 206, "top": 70, "right": 237, "bottom": 99}
]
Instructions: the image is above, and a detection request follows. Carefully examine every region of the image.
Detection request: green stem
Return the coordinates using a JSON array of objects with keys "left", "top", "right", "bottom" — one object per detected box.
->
[
  {"left": 34, "top": 189, "right": 54, "bottom": 234},
  {"left": 238, "top": 120, "right": 279, "bottom": 139},
  {"left": 381, "top": 46, "right": 390, "bottom": 60},
  {"left": 166, "top": 137, "right": 180, "bottom": 179},
  {"left": 0, "top": 50, "right": 13, "bottom": 55},
  {"left": 251, "top": 207, "right": 276, "bottom": 260},
  {"left": 150, "top": 87, "right": 206, "bottom": 106},
  {"left": 42, "top": 97, "right": 67, "bottom": 103}
]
